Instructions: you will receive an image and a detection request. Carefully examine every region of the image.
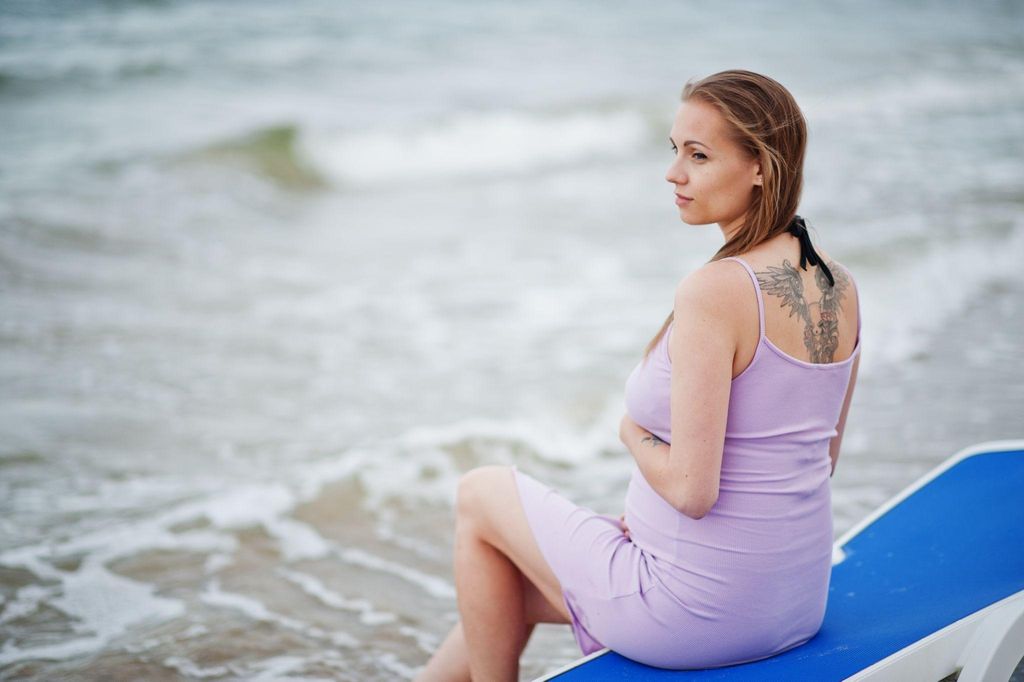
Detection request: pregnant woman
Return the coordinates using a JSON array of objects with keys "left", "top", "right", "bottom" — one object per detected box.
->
[{"left": 415, "top": 69, "right": 862, "bottom": 680}]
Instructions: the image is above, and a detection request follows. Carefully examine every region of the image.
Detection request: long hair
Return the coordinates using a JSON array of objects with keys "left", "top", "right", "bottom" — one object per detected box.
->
[{"left": 642, "top": 69, "right": 808, "bottom": 361}]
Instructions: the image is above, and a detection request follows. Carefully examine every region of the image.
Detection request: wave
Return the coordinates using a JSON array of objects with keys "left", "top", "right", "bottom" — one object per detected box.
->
[
  {"left": 172, "top": 123, "right": 330, "bottom": 191},
  {"left": 803, "top": 67, "right": 1024, "bottom": 122},
  {"left": 301, "top": 107, "right": 652, "bottom": 187},
  {"left": 164, "top": 106, "right": 655, "bottom": 191}
]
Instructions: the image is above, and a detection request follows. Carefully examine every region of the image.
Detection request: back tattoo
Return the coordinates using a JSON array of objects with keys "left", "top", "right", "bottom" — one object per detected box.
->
[{"left": 755, "top": 260, "right": 851, "bottom": 363}]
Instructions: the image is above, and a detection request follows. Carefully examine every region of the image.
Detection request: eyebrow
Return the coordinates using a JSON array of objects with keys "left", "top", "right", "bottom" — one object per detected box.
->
[{"left": 669, "top": 136, "right": 712, "bottom": 150}]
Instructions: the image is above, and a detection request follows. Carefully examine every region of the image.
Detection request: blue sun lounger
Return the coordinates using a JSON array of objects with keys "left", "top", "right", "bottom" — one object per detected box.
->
[{"left": 536, "top": 440, "right": 1024, "bottom": 682}]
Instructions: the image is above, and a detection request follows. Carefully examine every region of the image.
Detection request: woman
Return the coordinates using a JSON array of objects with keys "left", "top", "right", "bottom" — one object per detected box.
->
[{"left": 415, "top": 69, "right": 861, "bottom": 679}]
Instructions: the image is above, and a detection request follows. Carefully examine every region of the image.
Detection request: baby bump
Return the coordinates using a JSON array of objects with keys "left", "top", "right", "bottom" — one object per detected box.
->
[{"left": 623, "top": 462, "right": 686, "bottom": 563}]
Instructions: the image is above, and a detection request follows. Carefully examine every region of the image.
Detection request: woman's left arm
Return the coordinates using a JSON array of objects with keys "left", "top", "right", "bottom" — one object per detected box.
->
[
  {"left": 622, "top": 264, "right": 738, "bottom": 519},
  {"left": 619, "top": 413, "right": 675, "bottom": 503}
]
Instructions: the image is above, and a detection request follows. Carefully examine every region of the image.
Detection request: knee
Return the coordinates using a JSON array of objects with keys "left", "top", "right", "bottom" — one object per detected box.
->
[{"left": 455, "top": 465, "right": 510, "bottom": 522}]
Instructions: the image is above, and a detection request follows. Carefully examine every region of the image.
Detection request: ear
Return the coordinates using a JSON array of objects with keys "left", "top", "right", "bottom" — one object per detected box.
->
[{"left": 752, "top": 161, "right": 763, "bottom": 187}]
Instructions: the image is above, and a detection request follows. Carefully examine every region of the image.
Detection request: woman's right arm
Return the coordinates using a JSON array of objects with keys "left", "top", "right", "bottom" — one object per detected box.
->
[{"left": 829, "top": 351, "right": 859, "bottom": 477}]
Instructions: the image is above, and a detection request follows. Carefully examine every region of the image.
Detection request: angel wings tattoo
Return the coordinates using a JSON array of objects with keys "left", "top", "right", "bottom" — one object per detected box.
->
[{"left": 756, "top": 259, "right": 851, "bottom": 364}]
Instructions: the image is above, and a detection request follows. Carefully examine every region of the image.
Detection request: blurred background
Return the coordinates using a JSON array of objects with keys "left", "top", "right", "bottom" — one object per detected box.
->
[{"left": 1, "top": 0, "right": 1022, "bottom": 679}]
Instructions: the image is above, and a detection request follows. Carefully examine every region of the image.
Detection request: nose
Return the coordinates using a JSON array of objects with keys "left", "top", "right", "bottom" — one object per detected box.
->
[{"left": 665, "top": 157, "right": 687, "bottom": 186}]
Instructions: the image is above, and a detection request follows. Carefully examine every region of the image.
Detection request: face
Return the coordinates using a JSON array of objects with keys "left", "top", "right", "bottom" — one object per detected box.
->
[{"left": 665, "top": 99, "right": 762, "bottom": 240}]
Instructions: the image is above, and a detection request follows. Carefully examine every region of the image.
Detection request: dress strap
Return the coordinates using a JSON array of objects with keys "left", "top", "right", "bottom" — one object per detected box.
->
[{"left": 722, "top": 256, "right": 765, "bottom": 340}]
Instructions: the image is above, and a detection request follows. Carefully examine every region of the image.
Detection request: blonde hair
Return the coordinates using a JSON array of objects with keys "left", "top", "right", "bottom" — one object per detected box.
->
[{"left": 642, "top": 69, "right": 808, "bottom": 360}]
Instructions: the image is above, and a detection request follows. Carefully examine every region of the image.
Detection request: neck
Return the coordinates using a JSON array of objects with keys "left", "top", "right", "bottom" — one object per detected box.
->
[{"left": 718, "top": 215, "right": 745, "bottom": 243}]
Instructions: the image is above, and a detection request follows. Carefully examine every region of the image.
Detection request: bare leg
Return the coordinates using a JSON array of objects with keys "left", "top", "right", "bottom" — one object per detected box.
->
[
  {"left": 416, "top": 466, "right": 571, "bottom": 680},
  {"left": 414, "top": 616, "right": 538, "bottom": 682},
  {"left": 413, "top": 620, "right": 470, "bottom": 682},
  {"left": 454, "top": 517, "right": 530, "bottom": 681}
]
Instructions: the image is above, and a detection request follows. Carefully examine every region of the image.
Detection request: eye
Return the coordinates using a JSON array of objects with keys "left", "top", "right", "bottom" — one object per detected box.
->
[
  {"left": 692, "top": 152, "right": 707, "bottom": 161},
  {"left": 670, "top": 143, "right": 678, "bottom": 154}
]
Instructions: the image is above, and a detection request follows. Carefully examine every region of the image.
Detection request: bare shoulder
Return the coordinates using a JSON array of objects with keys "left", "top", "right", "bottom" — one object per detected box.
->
[
  {"left": 676, "top": 259, "right": 750, "bottom": 297},
  {"left": 673, "top": 259, "right": 752, "bottom": 328}
]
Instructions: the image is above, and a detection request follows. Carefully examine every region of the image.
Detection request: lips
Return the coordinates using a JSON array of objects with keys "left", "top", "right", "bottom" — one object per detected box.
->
[{"left": 676, "top": 193, "right": 693, "bottom": 200}]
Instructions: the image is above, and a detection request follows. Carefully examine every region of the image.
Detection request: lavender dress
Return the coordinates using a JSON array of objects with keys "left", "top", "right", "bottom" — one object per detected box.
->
[{"left": 512, "top": 255, "right": 861, "bottom": 669}]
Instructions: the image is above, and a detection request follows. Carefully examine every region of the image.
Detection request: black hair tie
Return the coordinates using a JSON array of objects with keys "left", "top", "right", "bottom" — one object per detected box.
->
[{"left": 787, "top": 215, "right": 834, "bottom": 287}]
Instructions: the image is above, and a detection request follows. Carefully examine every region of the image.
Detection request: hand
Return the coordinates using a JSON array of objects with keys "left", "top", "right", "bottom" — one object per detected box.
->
[{"left": 619, "top": 513, "right": 631, "bottom": 540}]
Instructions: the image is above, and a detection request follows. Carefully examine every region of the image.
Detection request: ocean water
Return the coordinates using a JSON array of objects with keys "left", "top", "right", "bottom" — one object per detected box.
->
[{"left": 1, "top": 0, "right": 1023, "bottom": 679}]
